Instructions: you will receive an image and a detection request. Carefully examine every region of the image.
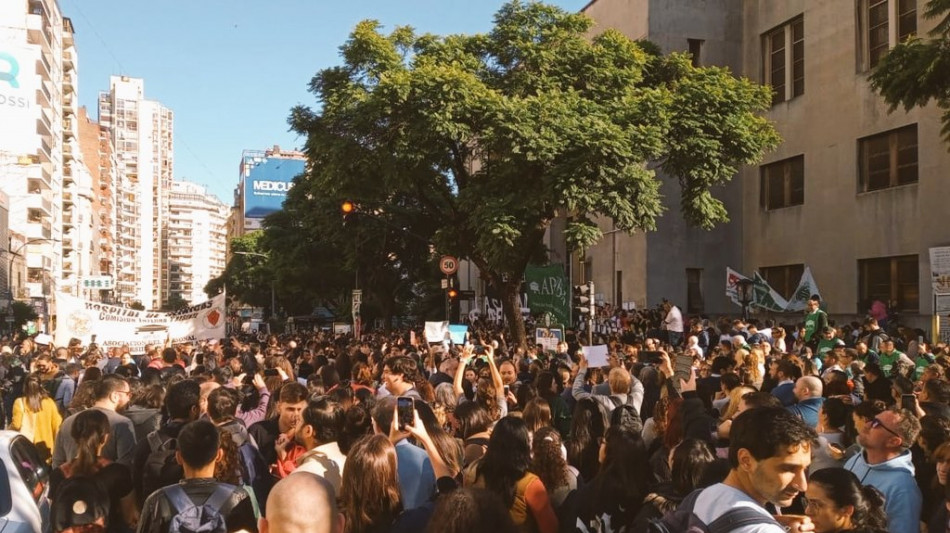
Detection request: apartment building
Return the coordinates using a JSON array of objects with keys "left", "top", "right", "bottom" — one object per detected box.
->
[
  {"left": 165, "top": 181, "right": 228, "bottom": 307},
  {"left": 576, "top": 0, "right": 950, "bottom": 327},
  {"left": 98, "top": 75, "right": 174, "bottom": 309},
  {"left": 0, "top": 0, "right": 69, "bottom": 326}
]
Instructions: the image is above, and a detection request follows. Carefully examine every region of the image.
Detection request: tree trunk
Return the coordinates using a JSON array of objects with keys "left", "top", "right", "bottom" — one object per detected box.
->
[{"left": 501, "top": 281, "right": 527, "bottom": 350}]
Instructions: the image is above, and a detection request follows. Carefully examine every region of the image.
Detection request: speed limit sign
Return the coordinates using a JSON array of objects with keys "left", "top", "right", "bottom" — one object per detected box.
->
[{"left": 440, "top": 255, "right": 459, "bottom": 275}]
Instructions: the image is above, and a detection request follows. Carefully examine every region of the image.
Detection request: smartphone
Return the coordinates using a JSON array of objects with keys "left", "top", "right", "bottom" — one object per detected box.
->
[
  {"left": 263, "top": 368, "right": 279, "bottom": 378},
  {"left": 397, "top": 397, "right": 414, "bottom": 429},
  {"left": 503, "top": 385, "right": 510, "bottom": 396},
  {"left": 640, "top": 351, "right": 663, "bottom": 365},
  {"left": 474, "top": 345, "right": 486, "bottom": 355},
  {"left": 901, "top": 393, "right": 917, "bottom": 411}
]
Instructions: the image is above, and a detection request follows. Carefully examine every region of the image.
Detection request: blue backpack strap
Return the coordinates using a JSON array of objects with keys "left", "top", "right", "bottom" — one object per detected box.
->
[
  {"left": 706, "top": 506, "right": 782, "bottom": 533},
  {"left": 163, "top": 484, "right": 194, "bottom": 514},
  {"left": 203, "top": 483, "right": 237, "bottom": 512}
]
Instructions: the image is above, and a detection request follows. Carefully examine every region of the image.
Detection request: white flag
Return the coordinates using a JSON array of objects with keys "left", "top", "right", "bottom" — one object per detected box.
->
[{"left": 785, "top": 267, "right": 821, "bottom": 312}]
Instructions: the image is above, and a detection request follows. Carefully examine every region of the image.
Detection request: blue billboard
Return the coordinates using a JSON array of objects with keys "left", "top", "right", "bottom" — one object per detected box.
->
[{"left": 243, "top": 156, "right": 306, "bottom": 220}]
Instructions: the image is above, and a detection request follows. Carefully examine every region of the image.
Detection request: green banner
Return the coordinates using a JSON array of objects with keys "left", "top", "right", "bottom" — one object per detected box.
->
[{"left": 524, "top": 264, "right": 570, "bottom": 327}]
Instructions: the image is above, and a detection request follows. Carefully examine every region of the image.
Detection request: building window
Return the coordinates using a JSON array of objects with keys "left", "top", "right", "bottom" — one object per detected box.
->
[
  {"left": 760, "top": 155, "right": 804, "bottom": 210},
  {"left": 760, "top": 264, "right": 805, "bottom": 300},
  {"left": 763, "top": 16, "right": 804, "bottom": 105},
  {"left": 861, "top": 0, "right": 916, "bottom": 69},
  {"left": 859, "top": 124, "right": 917, "bottom": 192},
  {"left": 686, "top": 268, "right": 704, "bottom": 314},
  {"left": 858, "top": 255, "right": 918, "bottom": 312},
  {"left": 687, "top": 39, "right": 704, "bottom": 67}
]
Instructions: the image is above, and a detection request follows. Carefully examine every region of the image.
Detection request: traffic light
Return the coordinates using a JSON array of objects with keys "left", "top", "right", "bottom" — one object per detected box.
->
[
  {"left": 447, "top": 288, "right": 459, "bottom": 300},
  {"left": 573, "top": 282, "right": 595, "bottom": 319},
  {"left": 341, "top": 200, "right": 355, "bottom": 224}
]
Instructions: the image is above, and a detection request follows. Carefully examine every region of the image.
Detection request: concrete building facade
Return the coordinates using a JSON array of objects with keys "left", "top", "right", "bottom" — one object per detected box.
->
[
  {"left": 230, "top": 146, "right": 305, "bottom": 244},
  {"left": 577, "top": 0, "right": 950, "bottom": 328},
  {"left": 0, "top": 0, "right": 70, "bottom": 327},
  {"left": 98, "top": 76, "right": 174, "bottom": 309},
  {"left": 165, "top": 181, "right": 228, "bottom": 307}
]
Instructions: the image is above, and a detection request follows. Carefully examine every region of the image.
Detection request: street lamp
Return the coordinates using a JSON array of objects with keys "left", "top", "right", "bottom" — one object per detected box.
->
[
  {"left": 736, "top": 278, "right": 754, "bottom": 322},
  {"left": 232, "top": 251, "right": 276, "bottom": 317}
]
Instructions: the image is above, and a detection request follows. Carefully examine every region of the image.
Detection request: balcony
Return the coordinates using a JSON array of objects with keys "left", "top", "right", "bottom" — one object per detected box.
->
[
  {"left": 63, "top": 51, "right": 74, "bottom": 71},
  {"left": 25, "top": 220, "right": 52, "bottom": 241},
  {"left": 26, "top": 13, "right": 44, "bottom": 46},
  {"left": 63, "top": 18, "right": 74, "bottom": 46},
  {"left": 23, "top": 192, "right": 52, "bottom": 216},
  {"left": 26, "top": 254, "right": 52, "bottom": 271},
  {"left": 35, "top": 56, "right": 49, "bottom": 79},
  {"left": 37, "top": 136, "right": 51, "bottom": 163}
]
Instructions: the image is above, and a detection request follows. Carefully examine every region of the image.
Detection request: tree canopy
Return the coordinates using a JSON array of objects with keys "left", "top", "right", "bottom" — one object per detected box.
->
[
  {"left": 870, "top": 0, "right": 950, "bottom": 144},
  {"left": 288, "top": 1, "right": 779, "bottom": 345}
]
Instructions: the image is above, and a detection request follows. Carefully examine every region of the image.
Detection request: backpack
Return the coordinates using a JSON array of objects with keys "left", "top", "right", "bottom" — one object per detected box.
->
[
  {"left": 42, "top": 374, "right": 64, "bottom": 401},
  {"left": 163, "top": 483, "right": 236, "bottom": 533},
  {"left": 51, "top": 461, "right": 111, "bottom": 533},
  {"left": 142, "top": 430, "right": 184, "bottom": 500},
  {"left": 648, "top": 488, "right": 783, "bottom": 533}
]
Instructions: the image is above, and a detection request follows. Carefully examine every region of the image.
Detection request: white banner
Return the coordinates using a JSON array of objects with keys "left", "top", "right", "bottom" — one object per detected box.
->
[
  {"left": 55, "top": 293, "right": 227, "bottom": 354},
  {"left": 785, "top": 267, "right": 821, "bottom": 312},
  {"left": 930, "top": 247, "right": 950, "bottom": 295}
]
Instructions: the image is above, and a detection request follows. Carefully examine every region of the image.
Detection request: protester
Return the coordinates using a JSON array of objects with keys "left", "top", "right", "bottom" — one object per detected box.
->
[
  {"left": 804, "top": 468, "right": 888, "bottom": 533},
  {"left": 52, "top": 374, "right": 136, "bottom": 468},
  {"left": 10, "top": 373, "right": 62, "bottom": 463},
  {"left": 259, "top": 473, "right": 344, "bottom": 533},
  {"left": 137, "top": 419, "right": 258, "bottom": 533}
]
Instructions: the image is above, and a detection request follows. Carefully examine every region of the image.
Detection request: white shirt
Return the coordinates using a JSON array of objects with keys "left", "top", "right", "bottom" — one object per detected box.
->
[
  {"left": 294, "top": 441, "right": 347, "bottom": 494},
  {"left": 692, "top": 483, "right": 784, "bottom": 533},
  {"left": 663, "top": 305, "right": 684, "bottom": 333}
]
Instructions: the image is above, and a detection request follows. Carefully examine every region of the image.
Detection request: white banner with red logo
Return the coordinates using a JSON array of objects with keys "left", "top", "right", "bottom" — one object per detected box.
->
[{"left": 54, "top": 293, "right": 227, "bottom": 353}]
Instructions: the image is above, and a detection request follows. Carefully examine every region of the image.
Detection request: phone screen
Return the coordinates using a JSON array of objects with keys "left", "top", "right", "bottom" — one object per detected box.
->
[
  {"left": 901, "top": 394, "right": 917, "bottom": 411},
  {"left": 397, "top": 397, "right": 414, "bottom": 428}
]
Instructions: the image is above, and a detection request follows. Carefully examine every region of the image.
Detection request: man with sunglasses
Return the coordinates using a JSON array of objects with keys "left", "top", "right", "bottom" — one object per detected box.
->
[{"left": 844, "top": 407, "right": 921, "bottom": 533}]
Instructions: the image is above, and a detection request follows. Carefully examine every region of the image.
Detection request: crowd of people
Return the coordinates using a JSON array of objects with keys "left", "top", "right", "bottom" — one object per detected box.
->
[{"left": 4, "top": 293, "right": 950, "bottom": 532}]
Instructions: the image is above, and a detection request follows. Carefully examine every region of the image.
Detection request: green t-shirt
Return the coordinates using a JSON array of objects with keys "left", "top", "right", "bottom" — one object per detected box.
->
[
  {"left": 878, "top": 350, "right": 900, "bottom": 376},
  {"left": 804, "top": 310, "right": 824, "bottom": 341},
  {"left": 915, "top": 354, "right": 933, "bottom": 380},
  {"left": 817, "top": 338, "right": 837, "bottom": 356}
]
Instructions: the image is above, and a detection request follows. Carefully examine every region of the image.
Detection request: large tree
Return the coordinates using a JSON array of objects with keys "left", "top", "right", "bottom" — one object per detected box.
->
[
  {"left": 870, "top": 0, "right": 950, "bottom": 144},
  {"left": 290, "top": 1, "right": 779, "bottom": 346},
  {"left": 205, "top": 232, "right": 275, "bottom": 314}
]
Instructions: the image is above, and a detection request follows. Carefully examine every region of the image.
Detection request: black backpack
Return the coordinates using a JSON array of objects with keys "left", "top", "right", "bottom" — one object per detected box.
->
[
  {"left": 648, "top": 488, "right": 783, "bottom": 533},
  {"left": 51, "top": 462, "right": 111, "bottom": 533},
  {"left": 163, "top": 483, "right": 236, "bottom": 533},
  {"left": 142, "top": 430, "right": 184, "bottom": 500}
]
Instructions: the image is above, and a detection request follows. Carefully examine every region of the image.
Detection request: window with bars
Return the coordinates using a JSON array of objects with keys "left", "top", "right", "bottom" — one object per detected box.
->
[
  {"left": 859, "top": 124, "right": 917, "bottom": 192},
  {"left": 760, "top": 155, "right": 805, "bottom": 210},
  {"left": 763, "top": 16, "right": 804, "bottom": 105},
  {"left": 862, "top": 0, "right": 916, "bottom": 69},
  {"left": 858, "top": 255, "right": 918, "bottom": 312}
]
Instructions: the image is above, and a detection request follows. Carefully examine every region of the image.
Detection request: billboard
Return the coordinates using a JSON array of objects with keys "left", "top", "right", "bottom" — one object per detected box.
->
[
  {"left": 0, "top": 45, "right": 40, "bottom": 155},
  {"left": 243, "top": 156, "right": 306, "bottom": 223}
]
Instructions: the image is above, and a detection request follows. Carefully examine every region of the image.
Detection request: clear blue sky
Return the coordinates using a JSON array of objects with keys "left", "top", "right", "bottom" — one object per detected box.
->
[{"left": 59, "top": 0, "right": 588, "bottom": 205}]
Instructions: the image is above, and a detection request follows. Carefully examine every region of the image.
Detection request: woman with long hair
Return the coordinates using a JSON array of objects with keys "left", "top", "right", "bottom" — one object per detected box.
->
[
  {"left": 804, "top": 468, "right": 888, "bottom": 533},
  {"left": 454, "top": 401, "right": 493, "bottom": 467},
  {"left": 530, "top": 427, "right": 577, "bottom": 510},
  {"left": 927, "top": 441, "right": 950, "bottom": 532},
  {"left": 49, "top": 409, "right": 137, "bottom": 532},
  {"left": 10, "top": 373, "right": 62, "bottom": 463},
  {"left": 522, "top": 398, "right": 552, "bottom": 435},
  {"left": 466, "top": 417, "right": 558, "bottom": 533},
  {"left": 565, "top": 397, "right": 607, "bottom": 483},
  {"left": 570, "top": 426, "right": 650, "bottom": 531},
  {"left": 534, "top": 371, "right": 571, "bottom": 437},
  {"left": 632, "top": 438, "right": 716, "bottom": 529}
]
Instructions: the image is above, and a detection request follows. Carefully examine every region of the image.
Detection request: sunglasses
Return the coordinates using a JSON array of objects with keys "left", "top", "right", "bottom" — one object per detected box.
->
[{"left": 870, "top": 417, "right": 902, "bottom": 441}]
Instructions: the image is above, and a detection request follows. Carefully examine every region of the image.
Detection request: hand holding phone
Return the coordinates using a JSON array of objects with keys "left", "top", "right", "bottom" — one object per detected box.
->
[
  {"left": 397, "top": 397, "right": 414, "bottom": 429},
  {"left": 901, "top": 393, "right": 917, "bottom": 412}
]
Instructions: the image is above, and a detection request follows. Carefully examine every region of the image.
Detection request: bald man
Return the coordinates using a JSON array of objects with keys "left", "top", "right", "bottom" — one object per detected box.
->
[
  {"left": 259, "top": 472, "right": 344, "bottom": 533},
  {"left": 787, "top": 376, "right": 824, "bottom": 429}
]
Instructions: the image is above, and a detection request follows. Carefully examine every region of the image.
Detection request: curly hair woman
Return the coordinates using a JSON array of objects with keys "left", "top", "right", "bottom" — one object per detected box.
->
[{"left": 530, "top": 426, "right": 577, "bottom": 510}]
